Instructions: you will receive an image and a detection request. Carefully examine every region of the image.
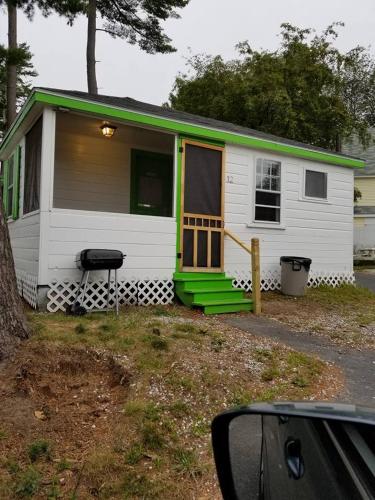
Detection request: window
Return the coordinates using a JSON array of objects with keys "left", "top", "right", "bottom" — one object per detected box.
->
[
  {"left": 3, "top": 148, "right": 21, "bottom": 220},
  {"left": 255, "top": 158, "right": 281, "bottom": 223},
  {"left": 6, "top": 156, "right": 14, "bottom": 218},
  {"left": 305, "top": 170, "right": 327, "bottom": 199},
  {"left": 130, "top": 149, "right": 173, "bottom": 217},
  {"left": 24, "top": 117, "right": 42, "bottom": 214}
]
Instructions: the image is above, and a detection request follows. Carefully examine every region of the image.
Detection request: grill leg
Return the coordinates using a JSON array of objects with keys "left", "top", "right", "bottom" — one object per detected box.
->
[
  {"left": 81, "top": 270, "right": 90, "bottom": 308},
  {"left": 106, "top": 269, "right": 111, "bottom": 311},
  {"left": 115, "top": 269, "right": 119, "bottom": 316},
  {"left": 74, "top": 270, "right": 86, "bottom": 306}
]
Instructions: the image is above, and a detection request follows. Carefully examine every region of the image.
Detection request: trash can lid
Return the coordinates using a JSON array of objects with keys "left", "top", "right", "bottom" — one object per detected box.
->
[{"left": 280, "top": 256, "right": 312, "bottom": 270}]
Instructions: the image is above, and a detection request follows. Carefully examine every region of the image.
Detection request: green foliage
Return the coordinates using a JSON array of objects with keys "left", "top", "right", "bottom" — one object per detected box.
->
[
  {"left": 14, "top": 467, "right": 40, "bottom": 497},
  {"left": 27, "top": 440, "right": 50, "bottom": 462},
  {"left": 0, "top": 42, "right": 37, "bottom": 136},
  {"left": 168, "top": 23, "right": 375, "bottom": 151}
]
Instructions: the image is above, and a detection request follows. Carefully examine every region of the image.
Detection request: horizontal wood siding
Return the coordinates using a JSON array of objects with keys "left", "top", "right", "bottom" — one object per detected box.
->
[
  {"left": 43, "top": 210, "right": 176, "bottom": 284},
  {"left": 53, "top": 112, "right": 174, "bottom": 214},
  {"left": 8, "top": 213, "right": 40, "bottom": 276},
  {"left": 224, "top": 145, "right": 354, "bottom": 277}
]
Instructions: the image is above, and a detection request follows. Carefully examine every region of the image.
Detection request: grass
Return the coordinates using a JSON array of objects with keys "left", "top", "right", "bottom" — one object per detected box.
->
[{"left": 2, "top": 304, "right": 332, "bottom": 499}]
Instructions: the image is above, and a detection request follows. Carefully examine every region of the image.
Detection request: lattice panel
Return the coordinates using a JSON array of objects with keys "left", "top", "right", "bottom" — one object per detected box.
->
[
  {"left": 308, "top": 271, "right": 355, "bottom": 288},
  {"left": 47, "top": 280, "right": 138, "bottom": 313},
  {"left": 232, "top": 269, "right": 281, "bottom": 292},
  {"left": 46, "top": 279, "right": 174, "bottom": 312},
  {"left": 231, "top": 269, "right": 355, "bottom": 293},
  {"left": 137, "top": 280, "right": 174, "bottom": 306},
  {"left": 15, "top": 270, "right": 38, "bottom": 309}
]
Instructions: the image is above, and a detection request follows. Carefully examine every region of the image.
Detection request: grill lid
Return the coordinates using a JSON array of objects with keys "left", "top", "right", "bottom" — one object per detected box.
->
[{"left": 76, "top": 249, "right": 125, "bottom": 270}]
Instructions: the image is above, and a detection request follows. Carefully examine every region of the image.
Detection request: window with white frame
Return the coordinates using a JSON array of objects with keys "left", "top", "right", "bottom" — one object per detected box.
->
[
  {"left": 255, "top": 158, "right": 281, "bottom": 223},
  {"left": 304, "top": 169, "right": 327, "bottom": 199}
]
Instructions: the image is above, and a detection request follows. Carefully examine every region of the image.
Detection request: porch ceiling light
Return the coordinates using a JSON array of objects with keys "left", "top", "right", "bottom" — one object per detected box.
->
[{"left": 100, "top": 122, "right": 117, "bottom": 138}]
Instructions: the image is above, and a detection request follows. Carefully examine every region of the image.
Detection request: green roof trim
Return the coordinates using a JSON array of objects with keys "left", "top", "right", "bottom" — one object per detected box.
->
[{"left": 0, "top": 89, "right": 365, "bottom": 168}]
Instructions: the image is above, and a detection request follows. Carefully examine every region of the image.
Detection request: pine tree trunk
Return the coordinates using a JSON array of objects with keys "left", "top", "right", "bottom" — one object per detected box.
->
[
  {"left": 6, "top": 1, "right": 17, "bottom": 128},
  {"left": 0, "top": 195, "right": 29, "bottom": 362},
  {"left": 86, "top": 0, "right": 98, "bottom": 94}
]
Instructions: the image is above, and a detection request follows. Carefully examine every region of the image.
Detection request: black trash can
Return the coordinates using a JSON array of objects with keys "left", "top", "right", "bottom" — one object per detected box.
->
[{"left": 280, "top": 256, "right": 312, "bottom": 296}]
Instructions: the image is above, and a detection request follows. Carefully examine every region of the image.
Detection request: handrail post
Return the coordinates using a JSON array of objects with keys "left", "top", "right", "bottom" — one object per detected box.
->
[{"left": 251, "top": 238, "right": 261, "bottom": 314}]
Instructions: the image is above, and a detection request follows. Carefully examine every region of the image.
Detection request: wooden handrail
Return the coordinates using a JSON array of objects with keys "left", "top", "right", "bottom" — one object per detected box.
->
[
  {"left": 224, "top": 228, "right": 261, "bottom": 315},
  {"left": 224, "top": 228, "right": 252, "bottom": 254}
]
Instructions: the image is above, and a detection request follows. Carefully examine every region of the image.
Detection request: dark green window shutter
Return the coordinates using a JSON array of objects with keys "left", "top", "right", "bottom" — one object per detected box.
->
[
  {"left": 12, "top": 146, "right": 21, "bottom": 220},
  {"left": 2, "top": 159, "right": 8, "bottom": 214}
]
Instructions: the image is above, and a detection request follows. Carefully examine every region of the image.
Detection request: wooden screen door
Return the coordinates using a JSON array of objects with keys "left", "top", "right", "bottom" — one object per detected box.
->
[{"left": 180, "top": 139, "right": 225, "bottom": 272}]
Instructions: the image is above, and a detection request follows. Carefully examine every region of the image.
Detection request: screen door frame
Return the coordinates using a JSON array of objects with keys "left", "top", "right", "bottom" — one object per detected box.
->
[{"left": 180, "top": 139, "right": 225, "bottom": 272}]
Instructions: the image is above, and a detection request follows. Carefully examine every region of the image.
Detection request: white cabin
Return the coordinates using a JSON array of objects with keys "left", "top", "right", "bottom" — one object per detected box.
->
[{"left": 0, "top": 88, "right": 363, "bottom": 313}]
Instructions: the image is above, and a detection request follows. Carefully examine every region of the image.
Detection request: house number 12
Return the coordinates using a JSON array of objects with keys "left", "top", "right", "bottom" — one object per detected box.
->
[{"left": 226, "top": 175, "right": 234, "bottom": 184}]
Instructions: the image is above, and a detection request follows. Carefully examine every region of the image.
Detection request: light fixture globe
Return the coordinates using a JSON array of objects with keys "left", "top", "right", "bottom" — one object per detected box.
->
[{"left": 100, "top": 122, "right": 117, "bottom": 138}]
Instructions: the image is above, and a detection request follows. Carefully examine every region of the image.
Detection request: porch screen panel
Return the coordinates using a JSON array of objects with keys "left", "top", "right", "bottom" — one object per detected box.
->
[
  {"left": 184, "top": 144, "right": 222, "bottom": 216},
  {"left": 183, "top": 229, "right": 194, "bottom": 267},
  {"left": 24, "top": 117, "right": 43, "bottom": 214},
  {"left": 211, "top": 232, "right": 221, "bottom": 268},
  {"left": 197, "top": 230, "right": 208, "bottom": 267}
]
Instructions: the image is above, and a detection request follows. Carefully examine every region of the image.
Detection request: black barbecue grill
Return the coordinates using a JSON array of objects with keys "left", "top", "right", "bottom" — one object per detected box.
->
[{"left": 68, "top": 249, "right": 125, "bottom": 316}]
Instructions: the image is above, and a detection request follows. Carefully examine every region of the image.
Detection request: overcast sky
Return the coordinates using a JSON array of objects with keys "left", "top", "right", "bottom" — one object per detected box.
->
[{"left": 1, "top": 0, "right": 374, "bottom": 105}]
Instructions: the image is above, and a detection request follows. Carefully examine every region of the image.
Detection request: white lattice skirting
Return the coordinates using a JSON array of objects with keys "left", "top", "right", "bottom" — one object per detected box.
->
[
  {"left": 46, "top": 279, "right": 175, "bottom": 313},
  {"left": 15, "top": 270, "right": 38, "bottom": 309},
  {"left": 232, "top": 269, "right": 355, "bottom": 292}
]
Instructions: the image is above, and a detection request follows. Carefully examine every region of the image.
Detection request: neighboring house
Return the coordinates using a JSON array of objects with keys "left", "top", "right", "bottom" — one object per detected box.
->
[
  {"left": 343, "top": 130, "right": 375, "bottom": 253},
  {"left": 0, "top": 88, "right": 364, "bottom": 313}
]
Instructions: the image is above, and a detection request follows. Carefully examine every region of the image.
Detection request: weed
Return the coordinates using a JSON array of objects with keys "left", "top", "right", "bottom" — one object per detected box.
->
[
  {"left": 28, "top": 440, "right": 50, "bottom": 462},
  {"left": 230, "top": 389, "right": 253, "bottom": 407},
  {"left": 74, "top": 323, "right": 87, "bottom": 335},
  {"left": 14, "top": 467, "right": 40, "bottom": 497},
  {"left": 0, "top": 428, "right": 7, "bottom": 439},
  {"left": 122, "top": 472, "right": 162, "bottom": 498},
  {"left": 192, "top": 417, "right": 209, "bottom": 437},
  {"left": 46, "top": 478, "right": 60, "bottom": 499},
  {"left": 125, "top": 443, "right": 145, "bottom": 465},
  {"left": 254, "top": 348, "right": 274, "bottom": 363},
  {"left": 261, "top": 367, "right": 280, "bottom": 382},
  {"left": 141, "top": 422, "right": 165, "bottom": 450},
  {"left": 150, "top": 337, "right": 169, "bottom": 351},
  {"left": 5, "top": 458, "right": 20, "bottom": 474},
  {"left": 176, "top": 323, "right": 198, "bottom": 334},
  {"left": 56, "top": 458, "right": 72, "bottom": 472},
  {"left": 168, "top": 400, "right": 189, "bottom": 417},
  {"left": 173, "top": 448, "right": 202, "bottom": 477},
  {"left": 211, "top": 336, "right": 225, "bottom": 352},
  {"left": 292, "top": 376, "right": 309, "bottom": 388}
]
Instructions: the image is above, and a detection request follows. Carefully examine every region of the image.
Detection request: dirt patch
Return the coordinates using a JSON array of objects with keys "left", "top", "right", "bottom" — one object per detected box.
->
[{"left": 0, "top": 345, "right": 131, "bottom": 497}]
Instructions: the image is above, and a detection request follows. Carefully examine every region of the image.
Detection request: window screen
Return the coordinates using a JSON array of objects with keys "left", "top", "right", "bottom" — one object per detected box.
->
[
  {"left": 255, "top": 158, "right": 281, "bottom": 223},
  {"left": 305, "top": 170, "right": 327, "bottom": 199},
  {"left": 24, "top": 117, "right": 43, "bottom": 214}
]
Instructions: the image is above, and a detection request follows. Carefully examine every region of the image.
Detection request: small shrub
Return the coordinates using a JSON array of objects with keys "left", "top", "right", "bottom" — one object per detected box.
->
[
  {"left": 211, "top": 336, "right": 225, "bottom": 352},
  {"left": 5, "top": 459, "right": 20, "bottom": 474},
  {"left": 14, "top": 467, "right": 40, "bottom": 497},
  {"left": 28, "top": 440, "right": 50, "bottom": 463},
  {"left": 176, "top": 323, "right": 197, "bottom": 334}
]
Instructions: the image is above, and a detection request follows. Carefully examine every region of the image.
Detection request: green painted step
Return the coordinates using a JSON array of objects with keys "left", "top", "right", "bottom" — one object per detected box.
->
[
  {"left": 173, "top": 272, "right": 253, "bottom": 315},
  {"left": 192, "top": 298, "right": 253, "bottom": 315}
]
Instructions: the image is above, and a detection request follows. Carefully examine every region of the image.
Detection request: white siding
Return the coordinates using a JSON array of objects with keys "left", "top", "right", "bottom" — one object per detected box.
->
[
  {"left": 43, "top": 209, "right": 176, "bottom": 284},
  {"left": 224, "top": 145, "right": 354, "bottom": 279},
  {"left": 53, "top": 112, "right": 174, "bottom": 213},
  {"left": 8, "top": 213, "right": 40, "bottom": 276}
]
